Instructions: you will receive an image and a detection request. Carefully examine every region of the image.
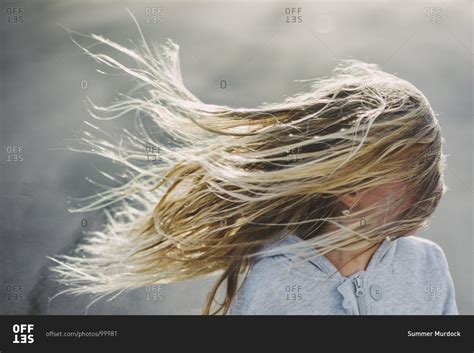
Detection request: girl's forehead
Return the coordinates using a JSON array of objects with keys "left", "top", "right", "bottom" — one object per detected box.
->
[{"left": 375, "top": 181, "right": 409, "bottom": 193}]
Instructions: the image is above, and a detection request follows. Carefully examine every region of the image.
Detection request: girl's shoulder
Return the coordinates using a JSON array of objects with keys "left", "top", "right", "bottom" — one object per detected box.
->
[
  {"left": 395, "top": 235, "right": 447, "bottom": 259},
  {"left": 228, "top": 235, "right": 314, "bottom": 315},
  {"left": 393, "top": 235, "right": 451, "bottom": 274}
]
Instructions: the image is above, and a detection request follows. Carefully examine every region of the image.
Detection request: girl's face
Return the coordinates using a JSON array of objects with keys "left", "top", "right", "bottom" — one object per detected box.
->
[
  {"left": 340, "top": 180, "right": 443, "bottom": 236},
  {"left": 340, "top": 181, "right": 414, "bottom": 215},
  {"left": 356, "top": 181, "right": 416, "bottom": 217}
]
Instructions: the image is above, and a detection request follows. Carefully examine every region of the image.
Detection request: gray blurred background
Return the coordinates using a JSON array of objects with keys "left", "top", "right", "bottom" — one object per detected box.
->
[{"left": 0, "top": 0, "right": 472, "bottom": 314}]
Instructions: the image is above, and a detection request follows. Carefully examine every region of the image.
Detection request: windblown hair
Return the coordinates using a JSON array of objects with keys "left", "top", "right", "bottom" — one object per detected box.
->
[{"left": 49, "top": 20, "right": 446, "bottom": 314}]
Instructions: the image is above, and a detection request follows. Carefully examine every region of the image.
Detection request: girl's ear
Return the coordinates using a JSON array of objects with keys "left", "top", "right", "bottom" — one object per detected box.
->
[{"left": 339, "top": 193, "right": 357, "bottom": 208}]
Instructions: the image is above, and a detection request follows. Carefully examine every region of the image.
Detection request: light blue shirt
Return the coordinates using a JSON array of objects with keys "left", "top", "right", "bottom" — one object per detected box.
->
[{"left": 228, "top": 234, "right": 458, "bottom": 315}]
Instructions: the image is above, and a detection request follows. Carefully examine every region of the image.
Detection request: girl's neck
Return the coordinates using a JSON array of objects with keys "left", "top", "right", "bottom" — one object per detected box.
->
[{"left": 324, "top": 242, "right": 381, "bottom": 277}]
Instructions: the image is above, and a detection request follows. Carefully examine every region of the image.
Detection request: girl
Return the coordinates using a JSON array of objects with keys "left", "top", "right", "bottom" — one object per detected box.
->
[{"left": 50, "top": 28, "right": 457, "bottom": 315}]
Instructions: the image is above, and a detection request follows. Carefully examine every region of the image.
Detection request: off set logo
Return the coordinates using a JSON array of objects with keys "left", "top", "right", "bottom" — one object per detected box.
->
[{"left": 12, "top": 323, "right": 34, "bottom": 344}]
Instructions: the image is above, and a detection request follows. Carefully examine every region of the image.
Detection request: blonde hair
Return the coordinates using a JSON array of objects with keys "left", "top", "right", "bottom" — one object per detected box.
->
[{"left": 49, "top": 22, "right": 446, "bottom": 314}]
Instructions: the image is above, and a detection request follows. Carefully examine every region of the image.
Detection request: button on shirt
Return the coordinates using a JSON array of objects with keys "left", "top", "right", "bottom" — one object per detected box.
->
[{"left": 228, "top": 234, "right": 458, "bottom": 315}]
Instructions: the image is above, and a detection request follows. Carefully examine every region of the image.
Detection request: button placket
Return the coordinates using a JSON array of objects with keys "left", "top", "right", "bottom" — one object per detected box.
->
[{"left": 337, "top": 278, "right": 358, "bottom": 315}]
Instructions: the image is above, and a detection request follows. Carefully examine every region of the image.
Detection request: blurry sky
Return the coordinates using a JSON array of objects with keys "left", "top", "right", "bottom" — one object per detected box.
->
[{"left": 0, "top": 0, "right": 472, "bottom": 314}]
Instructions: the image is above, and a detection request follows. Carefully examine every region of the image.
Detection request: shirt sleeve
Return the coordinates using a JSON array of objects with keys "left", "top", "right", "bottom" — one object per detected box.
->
[
  {"left": 226, "top": 255, "right": 292, "bottom": 315},
  {"left": 433, "top": 244, "right": 459, "bottom": 315},
  {"left": 227, "top": 296, "right": 258, "bottom": 315},
  {"left": 442, "top": 271, "right": 458, "bottom": 315}
]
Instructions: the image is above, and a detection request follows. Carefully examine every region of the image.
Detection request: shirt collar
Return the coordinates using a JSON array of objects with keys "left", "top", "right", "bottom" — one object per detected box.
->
[{"left": 258, "top": 233, "right": 398, "bottom": 279}]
